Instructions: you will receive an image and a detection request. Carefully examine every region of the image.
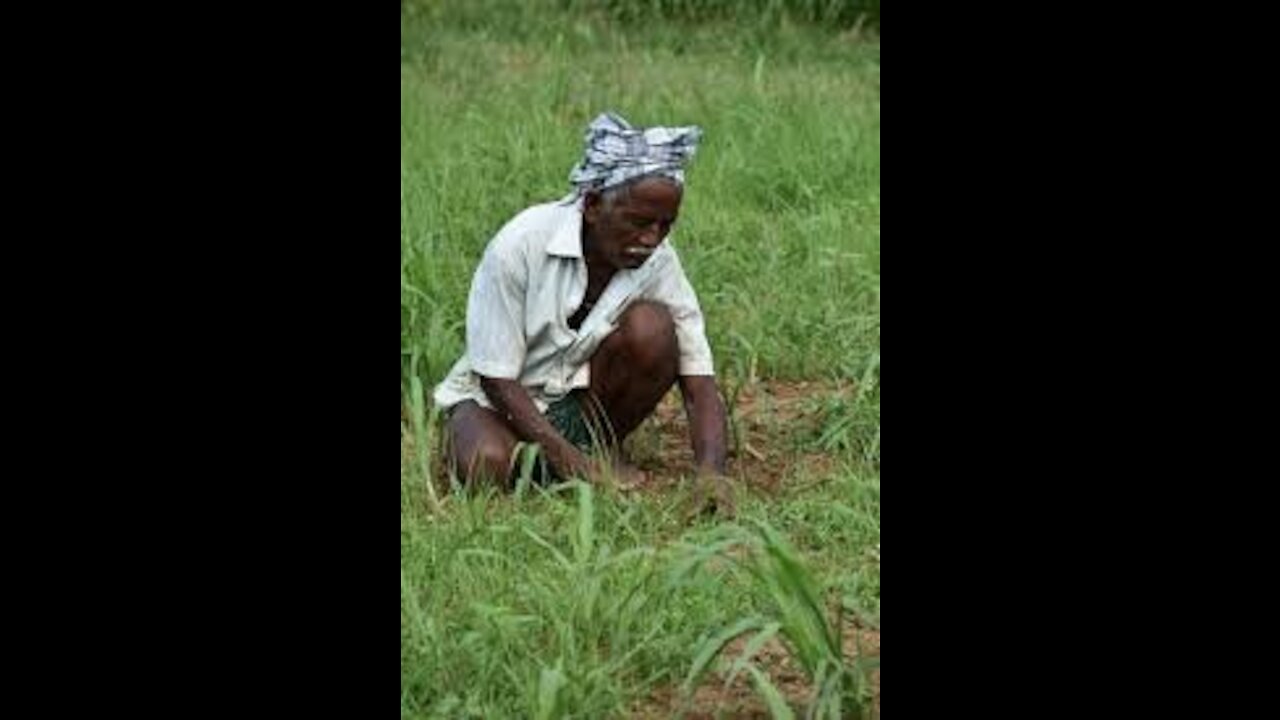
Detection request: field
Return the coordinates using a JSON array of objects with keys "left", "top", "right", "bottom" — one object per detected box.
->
[{"left": 401, "top": 2, "right": 880, "bottom": 716}]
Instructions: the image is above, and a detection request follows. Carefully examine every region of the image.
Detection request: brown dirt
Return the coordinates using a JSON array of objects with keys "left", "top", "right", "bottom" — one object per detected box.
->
[{"left": 625, "top": 380, "right": 846, "bottom": 494}]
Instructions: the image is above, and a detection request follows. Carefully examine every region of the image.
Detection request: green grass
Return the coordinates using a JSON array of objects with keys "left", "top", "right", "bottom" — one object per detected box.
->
[
  {"left": 402, "top": 3, "right": 878, "bottom": 717},
  {"left": 401, "top": 475, "right": 879, "bottom": 718},
  {"left": 401, "top": 4, "right": 879, "bottom": 388}
]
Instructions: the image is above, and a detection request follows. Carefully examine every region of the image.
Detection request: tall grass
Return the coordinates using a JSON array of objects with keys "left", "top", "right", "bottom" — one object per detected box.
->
[
  {"left": 563, "top": 0, "right": 880, "bottom": 29},
  {"left": 678, "top": 521, "right": 876, "bottom": 718},
  {"left": 401, "top": 470, "right": 879, "bottom": 717},
  {"left": 403, "top": 0, "right": 878, "bottom": 46}
]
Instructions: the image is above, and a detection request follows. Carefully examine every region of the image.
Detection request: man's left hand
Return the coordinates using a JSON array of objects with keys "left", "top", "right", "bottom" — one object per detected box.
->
[{"left": 687, "top": 472, "right": 736, "bottom": 519}]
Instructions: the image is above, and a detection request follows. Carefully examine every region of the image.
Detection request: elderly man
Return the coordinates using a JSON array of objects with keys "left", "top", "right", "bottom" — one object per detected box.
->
[{"left": 434, "top": 112, "right": 733, "bottom": 511}]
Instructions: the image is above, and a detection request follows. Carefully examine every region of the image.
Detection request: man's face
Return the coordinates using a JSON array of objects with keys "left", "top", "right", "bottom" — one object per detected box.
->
[{"left": 583, "top": 177, "right": 682, "bottom": 271}]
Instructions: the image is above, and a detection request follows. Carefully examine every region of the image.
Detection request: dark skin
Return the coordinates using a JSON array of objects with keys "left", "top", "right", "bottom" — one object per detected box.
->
[{"left": 446, "top": 177, "right": 732, "bottom": 512}]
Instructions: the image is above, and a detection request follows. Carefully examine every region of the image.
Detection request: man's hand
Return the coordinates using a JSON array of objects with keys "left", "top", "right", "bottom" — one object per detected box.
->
[
  {"left": 678, "top": 375, "right": 729, "bottom": 476},
  {"left": 604, "top": 458, "right": 648, "bottom": 491},
  {"left": 563, "top": 455, "right": 648, "bottom": 490},
  {"left": 527, "top": 442, "right": 647, "bottom": 489},
  {"left": 686, "top": 471, "right": 736, "bottom": 520}
]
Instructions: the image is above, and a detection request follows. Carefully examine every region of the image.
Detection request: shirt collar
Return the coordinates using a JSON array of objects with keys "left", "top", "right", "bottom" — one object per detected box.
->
[{"left": 546, "top": 195, "right": 584, "bottom": 259}]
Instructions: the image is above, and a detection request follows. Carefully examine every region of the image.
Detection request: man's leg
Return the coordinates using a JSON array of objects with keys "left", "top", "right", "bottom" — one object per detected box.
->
[
  {"left": 586, "top": 301, "right": 680, "bottom": 443},
  {"left": 444, "top": 401, "right": 520, "bottom": 487},
  {"left": 444, "top": 301, "right": 678, "bottom": 485}
]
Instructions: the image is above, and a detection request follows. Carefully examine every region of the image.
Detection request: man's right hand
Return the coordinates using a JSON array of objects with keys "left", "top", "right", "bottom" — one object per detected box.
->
[
  {"left": 558, "top": 451, "right": 648, "bottom": 490},
  {"left": 603, "top": 458, "right": 648, "bottom": 490}
]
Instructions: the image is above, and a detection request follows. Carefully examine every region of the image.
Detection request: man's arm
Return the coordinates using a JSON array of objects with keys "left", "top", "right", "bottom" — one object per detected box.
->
[
  {"left": 677, "top": 375, "right": 728, "bottom": 475},
  {"left": 678, "top": 374, "right": 734, "bottom": 516},
  {"left": 479, "top": 376, "right": 593, "bottom": 480}
]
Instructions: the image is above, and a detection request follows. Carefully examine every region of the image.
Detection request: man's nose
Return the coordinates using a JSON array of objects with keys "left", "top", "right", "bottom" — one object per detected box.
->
[{"left": 638, "top": 222, "right": 663, "bottom": 246}]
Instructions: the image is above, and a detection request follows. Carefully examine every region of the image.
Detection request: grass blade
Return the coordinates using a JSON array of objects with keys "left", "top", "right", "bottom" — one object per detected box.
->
[
  {"left": 747, "top": 664, "right": 796, "bottom": 720},
  {"left": 684, "top": 616, "right": 768, "bottom": 693}
]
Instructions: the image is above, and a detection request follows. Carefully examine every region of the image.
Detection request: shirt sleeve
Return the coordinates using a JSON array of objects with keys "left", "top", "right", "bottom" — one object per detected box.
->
[
  {"left": 644, "top": 243, "right": 715, "bottom": 376},
  {"left": 465, "top": 242, "right": 528, "bottom": 380}
]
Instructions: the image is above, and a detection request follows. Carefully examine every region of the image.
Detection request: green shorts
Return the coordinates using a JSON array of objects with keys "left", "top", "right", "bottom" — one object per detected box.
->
[
  {"left": 544, "top": 390, "right": 596, "bottom": 452},
  {"left": 535, "top": 390, "right": 614, "bottom": 482}
]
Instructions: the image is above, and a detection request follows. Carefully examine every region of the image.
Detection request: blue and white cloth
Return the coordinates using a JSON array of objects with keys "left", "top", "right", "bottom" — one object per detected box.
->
[{"left": 568, "top": 112, "right": 702, "bottom": 194}]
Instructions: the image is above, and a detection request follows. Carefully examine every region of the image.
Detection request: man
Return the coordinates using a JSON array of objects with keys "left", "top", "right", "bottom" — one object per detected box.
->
[{"left": 433, "top": 112, "right": 733, "bottom": 513}]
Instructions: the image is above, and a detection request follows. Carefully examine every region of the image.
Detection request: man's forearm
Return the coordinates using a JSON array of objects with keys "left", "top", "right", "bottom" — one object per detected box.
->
[
  {"left": 679, "top": 375, "right": 728, "bottom": 475},
  {"left": 479, "top": 376, "right": 589, "bottom": 478}
]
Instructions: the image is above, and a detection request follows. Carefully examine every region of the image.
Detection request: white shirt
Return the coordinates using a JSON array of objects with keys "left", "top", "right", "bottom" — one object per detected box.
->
[{"left": 433, "top": 196, "right": 715, "bottom": 413}]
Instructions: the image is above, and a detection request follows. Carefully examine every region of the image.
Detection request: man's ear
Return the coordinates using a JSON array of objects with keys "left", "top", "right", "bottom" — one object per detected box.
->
[{"left": 582, "top": 190, "right": 602, "bottom": 225}]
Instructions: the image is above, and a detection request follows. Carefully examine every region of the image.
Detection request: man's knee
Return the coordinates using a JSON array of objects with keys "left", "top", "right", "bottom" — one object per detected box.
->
[
  {"left": 461, "top": 439, "right": 512, "bottom": 483},
  {"left": 447, "top": 404, "right": 516, "bottom": 485},
  {"left": 617, "top": 301, "right": 677, "bottom": 370}
]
